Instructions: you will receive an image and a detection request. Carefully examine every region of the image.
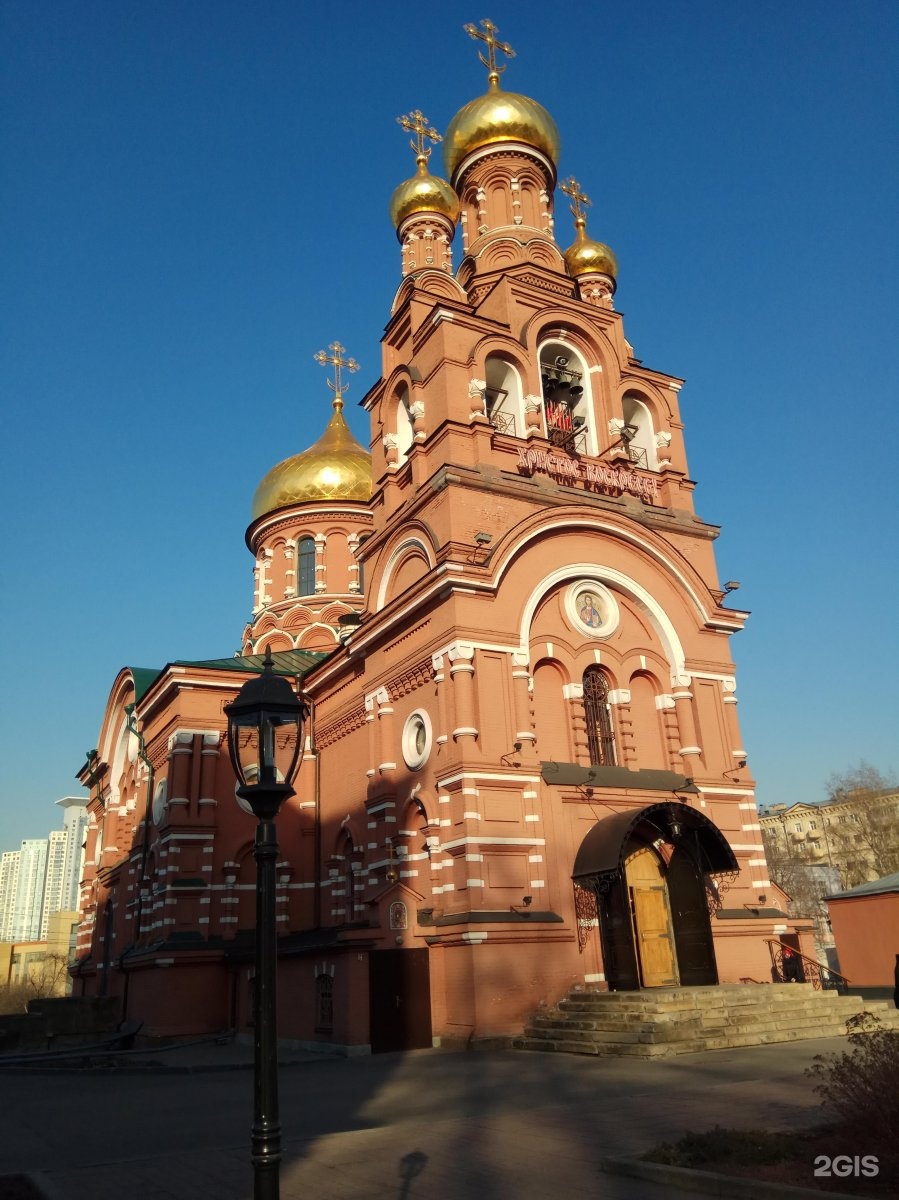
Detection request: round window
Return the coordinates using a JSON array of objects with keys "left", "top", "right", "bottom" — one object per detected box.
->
[
  {"left": 402, "top": 710, "right": 432, "bottom": 771},
  {"left": 152, "top": 779, "right": 168, "bottom": 826}
]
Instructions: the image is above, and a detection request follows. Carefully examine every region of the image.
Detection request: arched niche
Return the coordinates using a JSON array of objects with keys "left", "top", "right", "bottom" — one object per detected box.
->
[
  {"left": 259, "top": 633, "right": 294, "bottom": 654},
  {"left": 297, "top": 624, "right": 338, "bottom": 651},
  {"left": 628, "top": 671, "right": 669, "bottom": 771},
  {"left": 282, "top": 605, "right": 315, "bottom": 632},
  {"left": 376, "top": 535, "right": 436, "bottom": 609},
  {"left": 531, "top": 657, "right": 573, "bottom": 763}
]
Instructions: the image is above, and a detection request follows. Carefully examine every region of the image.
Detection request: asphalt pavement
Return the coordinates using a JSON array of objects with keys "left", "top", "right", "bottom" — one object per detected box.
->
[{"left": 0, "top": 1035, "right": 861, "bottom": 1199}]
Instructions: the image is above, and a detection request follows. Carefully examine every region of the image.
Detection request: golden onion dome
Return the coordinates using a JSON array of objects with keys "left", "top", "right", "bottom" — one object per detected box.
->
[
  {"left": 443, "top": 75, "right": 561, "bottom": 181},
  {"left": 564, "top": 218, "right": 618, "bottom": 285},
  {"left": 389, "top": 154, "right": 460, "bottom": 229},
  {"left": 251, "top": 398, "right": 371, "bottom": 520}
]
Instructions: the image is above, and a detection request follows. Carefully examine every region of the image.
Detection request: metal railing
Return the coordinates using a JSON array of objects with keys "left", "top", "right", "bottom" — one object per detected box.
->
[
  {"left": 764, "top": 938, "right": 850, "bottom": 993},
  {"left": 489, "top": 409, "right": 516, "bottom": 437},
  {"left": 547, "top": 421, "right": 587, "bottom": 454}
]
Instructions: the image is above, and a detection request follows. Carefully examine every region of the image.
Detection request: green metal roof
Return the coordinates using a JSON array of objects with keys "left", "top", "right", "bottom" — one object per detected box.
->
[
  {"left": 171, "top": 648, "right": 329, "bottom": 675},
  {"left": 126, "top": 649, "right": 328, "bottom": 708},
  {"left": 129, "top": 667, "right": 163, "bottom": 702}
]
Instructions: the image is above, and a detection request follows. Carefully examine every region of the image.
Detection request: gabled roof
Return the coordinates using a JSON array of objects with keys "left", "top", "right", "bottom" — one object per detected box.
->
[{"left": 826, "top": 870, "right": 899, "bottom": 901}]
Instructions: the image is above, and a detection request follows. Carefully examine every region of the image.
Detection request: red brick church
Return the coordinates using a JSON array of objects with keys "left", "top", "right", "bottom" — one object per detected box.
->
[{"left": 73, "top": 21, "right": 811, "bottom": 1050}]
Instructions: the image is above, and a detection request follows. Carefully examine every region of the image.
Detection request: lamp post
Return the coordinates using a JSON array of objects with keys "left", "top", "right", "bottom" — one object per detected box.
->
[{"left": 224, "top": 648, "right": 308, "bottom": 1200}]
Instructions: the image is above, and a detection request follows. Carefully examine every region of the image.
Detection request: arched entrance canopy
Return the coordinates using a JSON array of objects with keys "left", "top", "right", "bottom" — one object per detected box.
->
[{"left": 572, "top": 802, "right": 738, "bottom": 886}]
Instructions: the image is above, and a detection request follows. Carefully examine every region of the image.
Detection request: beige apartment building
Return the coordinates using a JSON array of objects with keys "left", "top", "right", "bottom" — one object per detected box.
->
[{"left": 761, "top": 791, "right": 899, "bottom": 890}]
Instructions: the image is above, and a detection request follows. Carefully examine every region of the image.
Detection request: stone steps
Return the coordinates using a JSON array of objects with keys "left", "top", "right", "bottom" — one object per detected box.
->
[{"left": 513, "top": 984, "right": 899, "bottom": 1059}]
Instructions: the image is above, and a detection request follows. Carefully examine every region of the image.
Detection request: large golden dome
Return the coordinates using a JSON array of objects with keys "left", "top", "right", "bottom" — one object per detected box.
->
[
  {"left": 443, "top": 76, "right": 560, "bottom": 181},
  {"left": 390, "top": 155, "right": 460, "bottom": 228},
  {"left": 564, "top": 220, "right": 618, "bottom": 285},
  {"left": 252, "top": 399, "right": 372, "bottom": 520}
]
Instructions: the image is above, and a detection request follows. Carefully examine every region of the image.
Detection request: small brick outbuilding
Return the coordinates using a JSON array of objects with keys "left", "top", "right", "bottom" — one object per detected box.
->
[{"left": 826, "top": 871, "right": 899, "bottom": 998}]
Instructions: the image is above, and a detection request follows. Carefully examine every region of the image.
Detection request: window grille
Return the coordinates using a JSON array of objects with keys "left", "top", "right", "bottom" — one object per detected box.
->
[{"left": 583, "top": 667, "right": 617, "bottom": 766}]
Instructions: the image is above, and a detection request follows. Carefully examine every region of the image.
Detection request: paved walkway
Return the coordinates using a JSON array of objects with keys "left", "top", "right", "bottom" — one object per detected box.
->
[{"left": 0, "top": 1035, "right": 849, "bottom": 1199}]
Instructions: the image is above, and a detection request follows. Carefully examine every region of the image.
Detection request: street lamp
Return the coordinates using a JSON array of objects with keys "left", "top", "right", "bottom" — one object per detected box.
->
[{"left": 224, "top": 647, "right": 308, "bottom": 1200}]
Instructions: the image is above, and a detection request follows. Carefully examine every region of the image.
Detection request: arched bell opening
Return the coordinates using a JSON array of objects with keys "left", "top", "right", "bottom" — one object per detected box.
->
[{"left": 572, "top": 802, "right": 737, "bottom": 992}]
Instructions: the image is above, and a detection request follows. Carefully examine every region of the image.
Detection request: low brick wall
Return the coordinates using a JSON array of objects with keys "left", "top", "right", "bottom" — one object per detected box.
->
[{"left": 0, "top": 996, "right": 122, "bottom": 1054}]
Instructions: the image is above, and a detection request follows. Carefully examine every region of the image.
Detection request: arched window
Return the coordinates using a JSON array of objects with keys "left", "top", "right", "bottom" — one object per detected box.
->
[
  {"left": 485, "top": 356, "right": 523, "bottom": 437},
  {"left": 395, "top": 388, "right": 414, "bottom": 462},
  {"left": 622, "top": 394, "right": 657, "bottom": 470},
  {"left": 583, "top": 667, "right": 617, "bottom": 766},
  {"left": 297, "top": 537, "right": 316, "bottom": 596},
  {"left": 539, "top": 341, "right": 593, "bottom": 454},
  {"left": 351, "top": 533, "right": 368, "bottom": 596}
]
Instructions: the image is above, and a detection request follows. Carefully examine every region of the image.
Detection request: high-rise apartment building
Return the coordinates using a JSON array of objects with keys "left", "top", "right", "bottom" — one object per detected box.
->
[
  {"left": 1, "top": 797, "right": 88, "bottom": 946},
  {"left": 0, "top": 851, "right": 21, "bottom": 941},
  {"left": 40, "top": 830, "right": 68, "bottom": 940},
  {"left": 10, "top": 839, "right": 48, "bottom": 942},
  {"left": 56, "top": 796, "right": 89, "bottom": 913}
]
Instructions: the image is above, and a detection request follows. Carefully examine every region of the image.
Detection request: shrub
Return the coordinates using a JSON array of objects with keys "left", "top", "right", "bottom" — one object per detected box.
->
[
  {"left": 0, "top": 983, "right": 33, "bottom": 1016},
  {"left": 647, "top": 1125, "right": 791, "bottom": 1167},
  {"left": 806, "top": 1012, "right": 899, "bottom": 1167}
]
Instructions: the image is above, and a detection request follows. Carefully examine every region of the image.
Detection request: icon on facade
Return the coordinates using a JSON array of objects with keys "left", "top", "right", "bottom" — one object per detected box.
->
[
  {"left": 567, "top": 580, "right": 619, "bottom": 638},
  {"left": 577, "top": 590, "right": 603, "bottom": 629}
]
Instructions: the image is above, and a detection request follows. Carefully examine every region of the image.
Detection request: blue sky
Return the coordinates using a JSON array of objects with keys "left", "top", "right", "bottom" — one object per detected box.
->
[{"left": 1, "top": 0, "right": 897, "bottom": 851}]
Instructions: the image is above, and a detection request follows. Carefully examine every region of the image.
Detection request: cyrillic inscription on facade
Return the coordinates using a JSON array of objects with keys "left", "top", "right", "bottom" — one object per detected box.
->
[{"left": 516, "top": 447, "right": 659, "bottom": 502}]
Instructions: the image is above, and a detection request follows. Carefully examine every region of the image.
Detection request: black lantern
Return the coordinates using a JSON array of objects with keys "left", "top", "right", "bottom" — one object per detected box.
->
[
  {"left": 225, "top": 647, "right": 308, "bottom": 819},
  {"left": 224, "top": 647, "right": 308, "bottom": 1200}
]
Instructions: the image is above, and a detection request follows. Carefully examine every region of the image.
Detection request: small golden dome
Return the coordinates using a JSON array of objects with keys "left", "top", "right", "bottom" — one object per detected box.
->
[
  {"left": 564, "top": 219, "right": 618, "bottom": 285},
  {"left": 443, "top": 76, "right": 560, "bottom": 181},
  {"left": 390, "top": 155, "right": 460, "bottom": 228},
  {"left": 252, "top": 399, "right": 372, "bottom": 520}
]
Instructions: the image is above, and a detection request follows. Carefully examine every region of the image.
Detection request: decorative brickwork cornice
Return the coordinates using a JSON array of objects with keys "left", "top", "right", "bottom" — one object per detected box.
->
[{"left": 316, "top": 701, "right": 368, "bottom": 748}]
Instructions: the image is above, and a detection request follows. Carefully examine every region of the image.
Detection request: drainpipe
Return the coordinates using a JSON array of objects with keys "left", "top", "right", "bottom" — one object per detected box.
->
[
  {"left": 83, "top": 750, "right": 105, "bottom": 997},
  {"left": 307, "top": 696, "right": 322, "bottom": 930}
]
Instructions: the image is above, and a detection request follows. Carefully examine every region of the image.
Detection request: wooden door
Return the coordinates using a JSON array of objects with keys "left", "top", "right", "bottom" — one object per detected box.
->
[
  {"left": 368, "top": 948, "right": 432, "bottom": 1053},
  {"left": 626, "top": 848, "right": 678, "bottom": 988}
]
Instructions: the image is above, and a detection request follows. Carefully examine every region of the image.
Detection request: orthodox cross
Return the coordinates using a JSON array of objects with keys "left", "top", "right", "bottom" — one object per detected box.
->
[
  {"left": 560, "top": 177, "right": 591, "bottom": 224},
  {"left": 397, "top": 110, "right": 442, "bottom": 161},
  {"left": 314, "top": 341, "right": 359, "bottom": 400},
  {"left": 463, "top": 18, "right": 515, "bottom": 76}
]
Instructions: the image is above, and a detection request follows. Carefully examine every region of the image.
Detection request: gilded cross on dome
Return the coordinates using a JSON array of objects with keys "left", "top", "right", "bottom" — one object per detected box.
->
[
  {"left": 561, "top": 177, "right": 591, "bottom": 225},
  {"left": 314, "top": 342, "right": 359, "bottom": 408},
  {"left": 463, "top": 18, "right": 515, "bottom": 80},
  {"left": 397, "top": 110, "right": 442, "bottom": 162}
]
